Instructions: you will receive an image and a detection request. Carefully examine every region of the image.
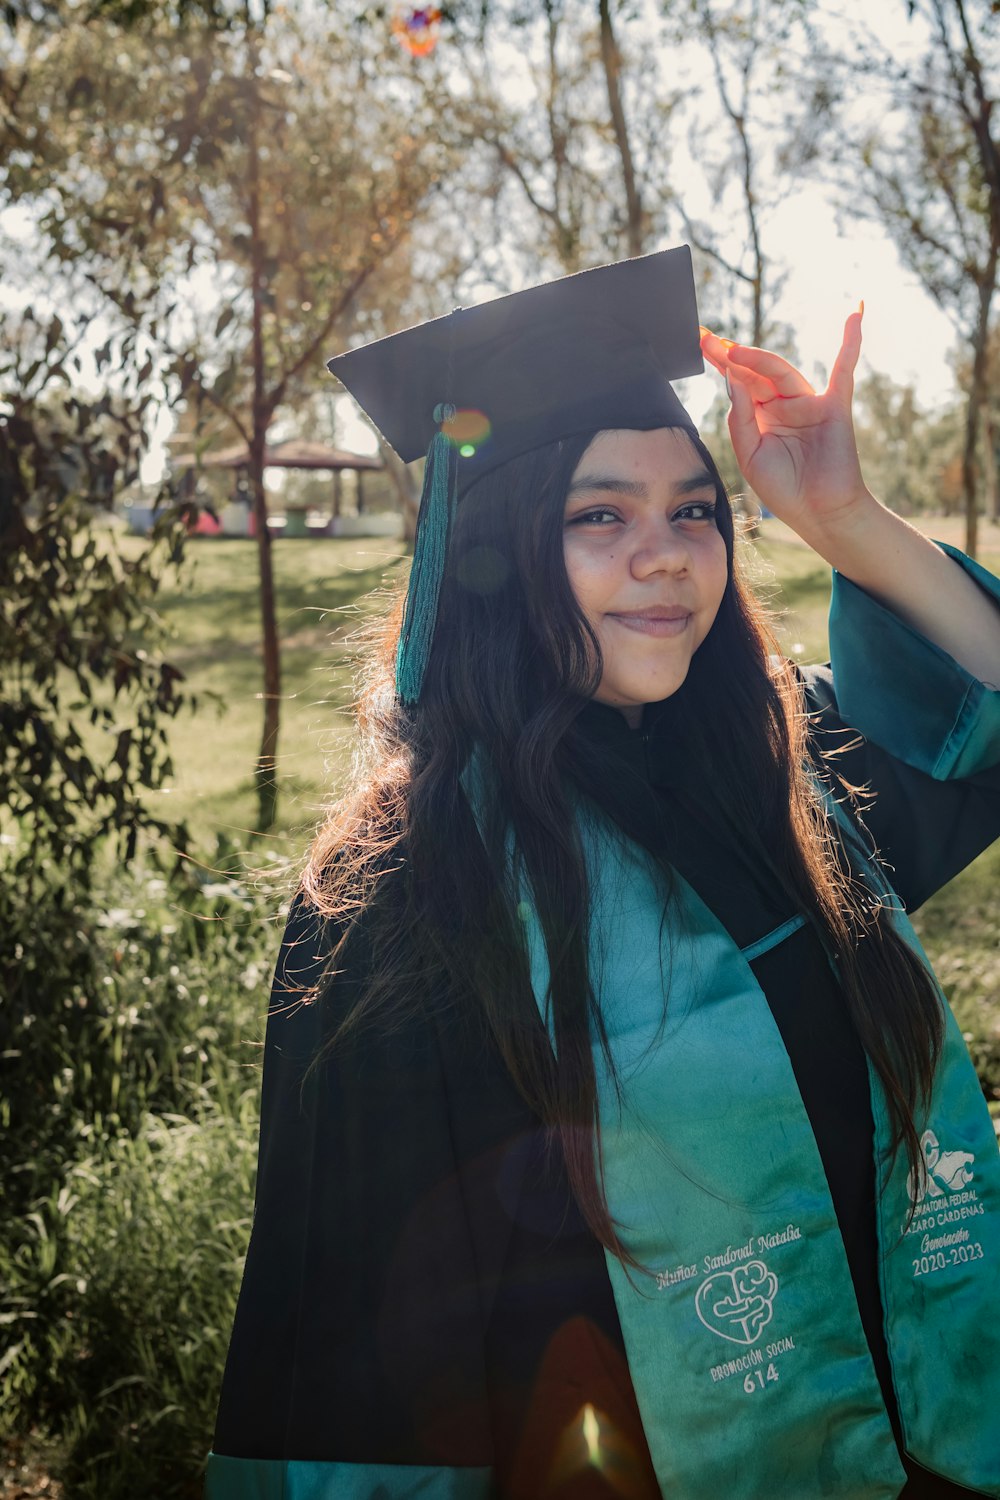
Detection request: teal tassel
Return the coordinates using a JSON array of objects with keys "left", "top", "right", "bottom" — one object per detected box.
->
[{"left": 395, "top": 404, "right": 459, "bottom": 705}]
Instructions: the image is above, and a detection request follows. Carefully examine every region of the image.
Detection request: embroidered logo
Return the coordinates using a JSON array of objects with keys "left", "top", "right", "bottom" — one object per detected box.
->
[
  {"left": 695, "top": 1261, "right": 778, "bottom": 1346},
  {"left": 906, "top": 1129, "right": 975, "bottom": 1208}
]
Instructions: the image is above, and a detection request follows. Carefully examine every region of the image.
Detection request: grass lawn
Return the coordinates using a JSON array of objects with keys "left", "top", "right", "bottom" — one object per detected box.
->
[{"left": 131, "top": 532, "right": 410, "bottom": 851}]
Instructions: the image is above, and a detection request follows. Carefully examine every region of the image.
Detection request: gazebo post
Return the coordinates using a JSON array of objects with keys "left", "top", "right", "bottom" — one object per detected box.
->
[
  {"left": 357, "top": 471, "right": 365, "bottom": 515},
  {"left": 332, "top": 470, "right": 342, "bottom": 520}
]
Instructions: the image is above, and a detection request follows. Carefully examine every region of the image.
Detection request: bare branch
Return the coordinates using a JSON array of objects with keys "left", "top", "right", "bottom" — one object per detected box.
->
[
  {"left": 488, "top": 137, "right": 561, "bottom": 226},
  {"left": 675, "top": 208, "right": 756, "bottom": 285}
]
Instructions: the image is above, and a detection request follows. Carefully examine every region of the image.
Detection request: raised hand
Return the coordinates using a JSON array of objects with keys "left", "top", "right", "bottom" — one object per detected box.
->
[
  {"left": 701, "top": 309, "right": 1000, "bottom": 684},
  {"left": 700, "top": 310, "right": 872, "bottom": 546}
]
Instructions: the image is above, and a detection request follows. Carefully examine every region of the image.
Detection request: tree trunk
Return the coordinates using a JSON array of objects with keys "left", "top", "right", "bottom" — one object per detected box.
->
[
  {"left": 598, "top": 0, "right": 644, "bottom": 257},
  {"left": 984, "top": 413, "right": 1000, "bottom": 523},
  {"left": 373, "top": 431, "right": 420, "bottom": 542},
  {"left": 249, "top": 427, "right": 280, "bottom": 832},
  {"left": 962, "top": 259, "right": 997, "bottom": 560},
  {"left": 247, "top": 43, "right": 281, "bottom": 832},
  {"left": 961, "top": 408, "right": 980, "bottom": 563}
]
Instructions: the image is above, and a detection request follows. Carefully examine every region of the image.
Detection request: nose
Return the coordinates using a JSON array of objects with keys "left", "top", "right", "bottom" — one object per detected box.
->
[{"left": 629, "top": 515, "right": 690, "bottom": 579}]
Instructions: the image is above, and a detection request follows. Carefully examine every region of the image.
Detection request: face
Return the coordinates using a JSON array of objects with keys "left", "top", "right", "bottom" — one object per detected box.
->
[{"left": 562, "top": 427, "right": 728, "bottom": 726}]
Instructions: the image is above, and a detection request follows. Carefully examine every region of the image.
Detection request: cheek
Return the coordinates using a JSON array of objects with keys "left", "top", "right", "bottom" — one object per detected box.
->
[
  {"left": 563, "top": 539, "right": 615, "bottom": 617},
  {"left": 703, "top": 537, "right": 729, "bottom": 609}
]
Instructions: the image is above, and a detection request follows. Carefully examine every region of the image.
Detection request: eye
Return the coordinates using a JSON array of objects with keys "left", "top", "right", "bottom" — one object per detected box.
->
[
  {"left": 566, "top": 505, "right": 622, "bottom": 527},
  {"left": 673, "top": 499, "right": 717, "bottom": 523}
]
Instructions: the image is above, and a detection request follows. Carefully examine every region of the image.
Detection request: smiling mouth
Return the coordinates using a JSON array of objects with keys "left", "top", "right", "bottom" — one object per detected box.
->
[{"left": 608, "top": 611, "right": 692, "bottom": 637}]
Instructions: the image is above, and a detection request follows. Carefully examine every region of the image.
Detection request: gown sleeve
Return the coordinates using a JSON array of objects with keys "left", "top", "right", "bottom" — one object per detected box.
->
[
  {"left": 206, "top": 895, "right": 496, "bottom": 1499},
  {"left": 802, "top": 541, "right": 1000, "bottom": 911}
]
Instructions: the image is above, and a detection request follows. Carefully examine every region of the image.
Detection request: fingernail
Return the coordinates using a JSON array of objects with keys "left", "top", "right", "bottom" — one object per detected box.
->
[
  {"left": 725, "top": 374, "right": 733, "bottom": 400},
  {"left": 858, "top": 299, "right": 865, "bottom": 318},
  {"left": 720, "top": 338, "right": 737, "bottom": 350}
]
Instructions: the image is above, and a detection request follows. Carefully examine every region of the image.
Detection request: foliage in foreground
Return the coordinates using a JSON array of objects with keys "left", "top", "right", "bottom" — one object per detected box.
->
[
  {"left": 1, "top": 369, "right": 196, "bottom": 1220},
  {"left": 1, "top": 1105, "right": 258, "bottom": 1500},
  {"left": 0, "top": 843, "right": 278, "bottom": 1215},
  {"left": 0, "top": 862, "right": 284, "bottom": 1499}
]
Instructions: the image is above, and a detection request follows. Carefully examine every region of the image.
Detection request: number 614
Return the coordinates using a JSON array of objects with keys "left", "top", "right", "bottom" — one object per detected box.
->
[{"left": 744, "top": 1363, "right": 780, "bottom": 1393}]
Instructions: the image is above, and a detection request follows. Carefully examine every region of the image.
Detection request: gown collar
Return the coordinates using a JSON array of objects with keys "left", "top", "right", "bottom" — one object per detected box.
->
[{"left": 574, "top": 695, "right": 688, "bottom": 791}]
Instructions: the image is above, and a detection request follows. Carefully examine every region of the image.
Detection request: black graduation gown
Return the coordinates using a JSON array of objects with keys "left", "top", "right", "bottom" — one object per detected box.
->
[{"left": 211, "top": 673, "right": 1000, "bottom": 1497}]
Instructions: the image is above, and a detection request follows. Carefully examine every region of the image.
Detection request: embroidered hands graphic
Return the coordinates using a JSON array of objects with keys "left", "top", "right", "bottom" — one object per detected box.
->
[{"left": 700, "top": 310, "right": 871, "bottom": 549}]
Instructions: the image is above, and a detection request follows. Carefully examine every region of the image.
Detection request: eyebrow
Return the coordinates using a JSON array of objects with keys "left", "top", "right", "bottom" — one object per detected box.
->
[{"left": 565, "top": 468, "right": 716, "bottom": 500}]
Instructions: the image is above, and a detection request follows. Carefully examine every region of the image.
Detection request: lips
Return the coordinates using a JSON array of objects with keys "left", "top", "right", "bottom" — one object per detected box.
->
[
  {"left": 608, "top": 607, "right": 692, "bottom": 637},
  {"left": 614, "top": 606, "right": 690, "bottom": 621}
]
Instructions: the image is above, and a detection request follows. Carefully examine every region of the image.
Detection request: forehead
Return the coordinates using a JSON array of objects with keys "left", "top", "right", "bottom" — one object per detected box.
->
[{"left": 571, "top": 426, "right": 706, "bottom": 481}]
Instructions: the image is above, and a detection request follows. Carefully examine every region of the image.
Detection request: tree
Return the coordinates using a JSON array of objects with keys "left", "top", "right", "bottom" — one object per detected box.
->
[
  {"left": 956, "top": 322, "right": 1000, "bottom": 521},
  {"left": 0, "top": 308, "right": 193, "bottom": 1208},
  {"left": 852, "top": 369, "right": 963, "bottom": 515},
  {"left": 2, "top": 2, "right": 454, "bottom": 828},
  {"left": 598, "top": 0, "right": 648, "bottom": 257},
  {"left": 840, "top": 0, "right": 999, "bottom": 557},
  {"left": 431, "top": 0, "right": 681, "bottom": 279},
  {"left": 670, "top": 0, "right": 819, "bottom": 347}
]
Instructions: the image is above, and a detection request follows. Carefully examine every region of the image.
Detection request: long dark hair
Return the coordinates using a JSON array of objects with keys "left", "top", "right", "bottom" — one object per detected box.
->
[{"left": 303, "top": 428, "right": 943, "bottom": 1264}]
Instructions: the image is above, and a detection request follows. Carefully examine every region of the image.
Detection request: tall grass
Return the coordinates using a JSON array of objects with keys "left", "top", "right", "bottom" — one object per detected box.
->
[{"left": 2, "top": 1103, "right": 258, "bottom": 1500}]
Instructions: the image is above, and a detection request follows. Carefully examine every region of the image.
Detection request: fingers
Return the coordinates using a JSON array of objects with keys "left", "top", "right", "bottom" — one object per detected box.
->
[
  {"left": 701, "top": 331, "right": 775, "bottom": 404},
  {"left": 700, "top": 327, "right": 739, "bottom": 373},
  {"left": 725, "top": 346, "right": 815, "bottom": 400},
  {"left": 700, "top": 328, "right": 736, "bottom": 380},
  {"left": 700, "top": 327, "right": 814, "bottom": 402},
  {"left": 702, "top": 308, "right": 864, "bottom": 411},
  {"left": 827, "top": 305, "right": 864, "bottom": 404},
  {"left": 726, "top": 373, "right": 763, "bottom": 467}
]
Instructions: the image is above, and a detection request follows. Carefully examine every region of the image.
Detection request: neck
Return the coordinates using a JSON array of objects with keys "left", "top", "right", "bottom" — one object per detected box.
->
[{"left": 605, "top": 701, "right": 644, "bottom": 730}]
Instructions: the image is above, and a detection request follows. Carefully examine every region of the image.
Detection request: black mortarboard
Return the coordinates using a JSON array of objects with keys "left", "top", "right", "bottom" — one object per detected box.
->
[
  {"left": 329, "top": 246, "right": 701, "bottom": 486},
  {"left": 326, "top": 247, "right": 704, "bottom": 703}
]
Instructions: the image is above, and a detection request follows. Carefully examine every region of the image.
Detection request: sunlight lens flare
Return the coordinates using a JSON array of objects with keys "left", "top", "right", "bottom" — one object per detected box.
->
[
  {"left": 548, "top": 1402, "right": 646, "bottom": 1496},
  {"left": 391, "top": 5, "right": 443, "bottom": 57},
  {"left": 582, "top": 1403, "right": 602, "bottom": 1466},
  {"left": 441, "top": 407, "right": 492, "bottom": 458}
]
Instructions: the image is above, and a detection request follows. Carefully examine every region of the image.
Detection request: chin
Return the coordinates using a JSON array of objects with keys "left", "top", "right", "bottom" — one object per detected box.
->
[
  {"left": 622, "top": 667, "right": 692, "bottom": 706},
  {"left": 596, "top": 642, "right": 698, "bottom": 711}
]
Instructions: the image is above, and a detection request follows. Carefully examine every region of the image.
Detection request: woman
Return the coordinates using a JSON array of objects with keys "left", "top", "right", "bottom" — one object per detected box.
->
[{"left": 207, "top": 250, "right": 1000, "bottom": 1499}]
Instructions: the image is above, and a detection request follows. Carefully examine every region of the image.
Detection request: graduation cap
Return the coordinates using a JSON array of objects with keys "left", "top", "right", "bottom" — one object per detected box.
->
[{"left": 327, "top": 247, "right": 704, "bottom": 704}]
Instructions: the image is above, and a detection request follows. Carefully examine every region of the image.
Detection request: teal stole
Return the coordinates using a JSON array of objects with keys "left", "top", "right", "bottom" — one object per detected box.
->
[
  {"left": 518, "top": 809, "right": 1000, "bottom": 1499},
  {"left": 204, "top": 1456, "right": 492, "bottom": 1498}
]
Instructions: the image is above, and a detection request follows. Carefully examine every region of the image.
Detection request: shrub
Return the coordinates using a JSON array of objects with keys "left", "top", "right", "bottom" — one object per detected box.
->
[
  {"left": 1, "top": 374, "right": 197, "bottom": 1220},
  {"left": 1, "top": 847, "right": 291, "bottom": 1497},
  {"left": 1, "top": 1097, "right": 260, "bottom": 1500},
  {"left": 2, "top": 846, "right": 284, "bottom": 1215}
]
